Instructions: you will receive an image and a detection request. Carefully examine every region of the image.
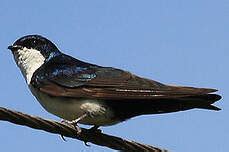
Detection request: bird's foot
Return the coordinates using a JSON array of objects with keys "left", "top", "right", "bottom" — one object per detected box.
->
[
  {"left": 89, "top": 125, "right": 101, "bottom": 133},
  {"left": 59, "top": 119, "right": 81, "bottom": 141},
  {"left": 59, "top": 114, "right": 88, "bottom": 140},
  {"left": 82, "top": 125, "right": 101, "bottom": 146}
]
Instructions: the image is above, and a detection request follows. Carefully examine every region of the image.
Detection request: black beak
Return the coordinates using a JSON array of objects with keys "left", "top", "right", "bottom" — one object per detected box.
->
[
  {"left": 8, "top": 45, "right": 22, "bottom": 51},
  {"left": 8, "top": 45, "right": 14, "bottom": 50}
]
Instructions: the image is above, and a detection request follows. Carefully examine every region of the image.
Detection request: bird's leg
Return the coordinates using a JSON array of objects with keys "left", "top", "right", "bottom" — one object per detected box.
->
[
  {"left": 89, "top": 125, "right": 101, "bottom": 133},
  {"left": 67, "top": 113, "right": 88, "bottom": 132},
  {"left": 69, "top": 113, "right": 88, "bottom": 125},
  {"left": 60, "top": 113, "right": 88, "bottom": 140},
  {"left": 90, "top": 125, "right": 99, "bottom": 130}
]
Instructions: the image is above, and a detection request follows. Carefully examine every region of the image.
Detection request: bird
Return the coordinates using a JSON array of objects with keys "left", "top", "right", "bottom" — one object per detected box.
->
[{"left": 8, "top": 34, "right": 221, "bottom": 129}]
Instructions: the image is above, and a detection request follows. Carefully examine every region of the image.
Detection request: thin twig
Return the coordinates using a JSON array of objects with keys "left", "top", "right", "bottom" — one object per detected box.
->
[{"left": 0, "top": 107, "right": 168, "bottom": 152}]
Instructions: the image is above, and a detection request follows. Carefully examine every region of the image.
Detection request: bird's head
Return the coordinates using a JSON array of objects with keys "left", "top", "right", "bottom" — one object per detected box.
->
[
  {"left": 8, "top": 35, "right": 61, "bottom": 83},
  {"left": 8, "top": 35, "right": 61, "bottom": 60}
]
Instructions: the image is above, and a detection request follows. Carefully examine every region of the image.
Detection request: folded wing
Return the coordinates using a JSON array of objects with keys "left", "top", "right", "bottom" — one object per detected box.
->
[{"left": 31, "top": 54, "right": 220, "bottom": 103}]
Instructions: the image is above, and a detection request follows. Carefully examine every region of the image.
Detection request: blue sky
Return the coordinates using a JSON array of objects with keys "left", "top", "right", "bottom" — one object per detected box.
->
[{"left": 0, "top": 0, "right": 228, "bottom": 151}]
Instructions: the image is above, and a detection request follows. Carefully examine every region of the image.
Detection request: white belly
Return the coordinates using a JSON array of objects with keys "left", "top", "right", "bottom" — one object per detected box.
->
[{"left": 29, "top": 85, "right": 120, "bottom": 126}]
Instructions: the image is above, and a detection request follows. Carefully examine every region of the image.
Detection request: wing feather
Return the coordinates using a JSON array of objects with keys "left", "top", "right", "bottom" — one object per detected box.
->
[{"left": 32, "top": 54, "right": 217, "bottom": 100}]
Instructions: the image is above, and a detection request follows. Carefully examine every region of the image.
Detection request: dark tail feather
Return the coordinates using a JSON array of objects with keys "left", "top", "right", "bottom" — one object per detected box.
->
[
  {"left": 108, "top": 93, "right": 222, "bottom": 120},
  {"left": 192, "top": 94, "right": 222, "bottom": 111},
  {"left": 137, "top": 94, "right": 222, "bottom": 115},
  {"left": 199, "top": 104, "right": 221, "bottom": 111}
]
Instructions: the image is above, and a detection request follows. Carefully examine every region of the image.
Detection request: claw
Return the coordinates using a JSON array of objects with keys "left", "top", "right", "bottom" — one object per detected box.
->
[
  {"left": 60, "top": 117, "right": 101, "bottom": 147},
  {"left": 60, "top": 134, "right": 67, "bottom": 141},
  {"left": 84, "top": 141, "right": 90, "bottom": 147},
  {"left": 73, "top": 124, "right": 82, "bottom": 134},
  {"left": 60, "top": 114, "right": 88, "bottom": 136}
]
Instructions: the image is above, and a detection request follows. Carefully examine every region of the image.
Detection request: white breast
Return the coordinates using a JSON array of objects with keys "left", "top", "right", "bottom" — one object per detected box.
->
[
  {"left": 30, "top": 85, "right": 119, "bottom": 126},
  {"left": 13, "top": 47, "right": 45, "bottom": 84}
]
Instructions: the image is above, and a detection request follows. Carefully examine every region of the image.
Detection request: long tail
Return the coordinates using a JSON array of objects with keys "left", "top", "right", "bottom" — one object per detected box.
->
[
  {"left": 173, "top": 94, "right": 221, "bottom": 111},
  {"left": 107, "top": 87, "right": 221, "bottom": 120},
  {"left": 111, "top": 93, "right": 222, "bottom": 120},
  {"left": 141, "top": 93, "right": 222, "bottom": 115}
]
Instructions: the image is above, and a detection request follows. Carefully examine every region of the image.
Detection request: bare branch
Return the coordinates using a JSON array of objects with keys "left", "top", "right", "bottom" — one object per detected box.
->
[{"left": 0, "top": 107, "right": 168, "bottom": 152}]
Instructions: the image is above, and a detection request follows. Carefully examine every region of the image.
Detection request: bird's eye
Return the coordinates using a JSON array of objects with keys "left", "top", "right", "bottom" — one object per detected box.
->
[{"left": 33, "top": 40, "right": 37, "bottom": 44}]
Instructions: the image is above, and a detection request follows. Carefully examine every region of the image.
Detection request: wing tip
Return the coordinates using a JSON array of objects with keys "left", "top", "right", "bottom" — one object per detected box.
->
[{"left": 206, "top": 88, "right": 218, "bottom": 93}]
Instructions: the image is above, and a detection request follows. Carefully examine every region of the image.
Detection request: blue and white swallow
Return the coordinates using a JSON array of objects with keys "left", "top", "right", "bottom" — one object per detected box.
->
[{"left": 8, "top": 35, "right": 221, "bottom": 129}]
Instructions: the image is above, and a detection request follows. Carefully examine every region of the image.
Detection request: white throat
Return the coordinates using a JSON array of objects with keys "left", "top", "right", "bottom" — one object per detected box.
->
[{"left": 13, "top": 47, "right": 45, "bottom": 84}]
